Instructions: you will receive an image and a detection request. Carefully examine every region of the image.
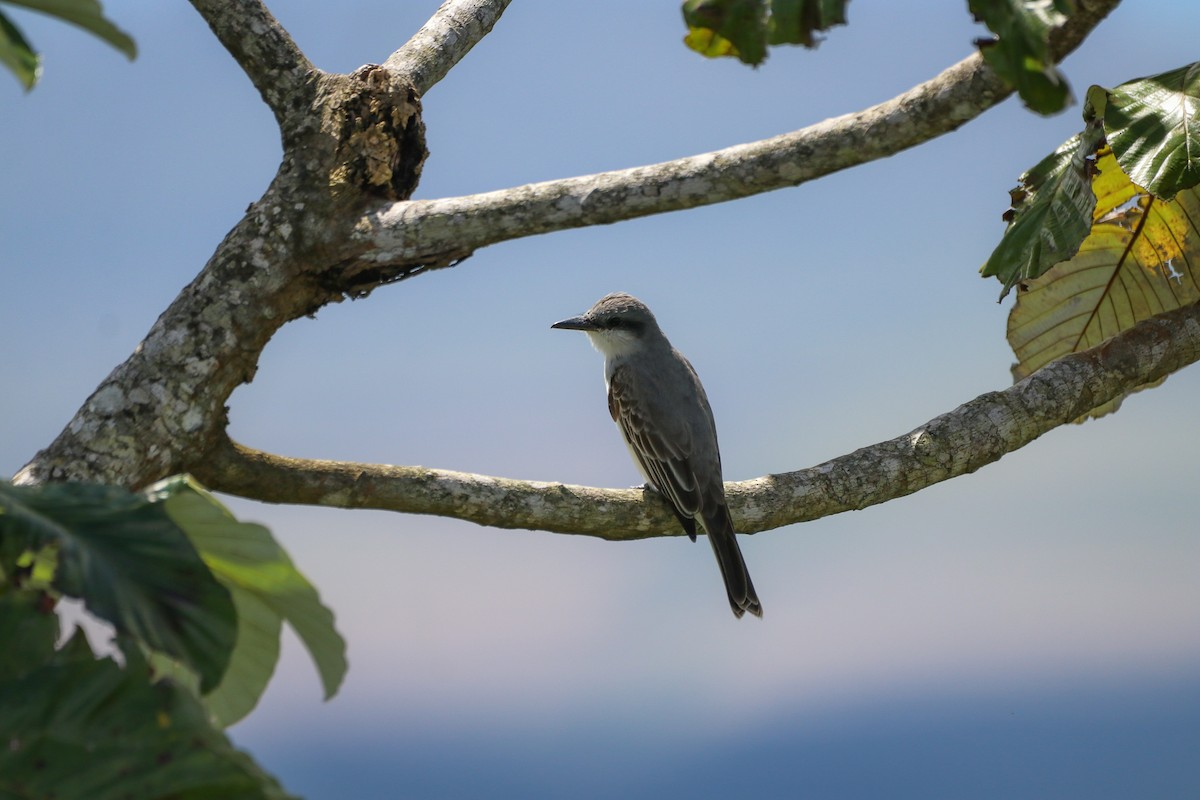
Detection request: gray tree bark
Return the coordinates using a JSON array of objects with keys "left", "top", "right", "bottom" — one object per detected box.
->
[{"left": 19, "top": 0, "right": 1180, "bottom": 542}]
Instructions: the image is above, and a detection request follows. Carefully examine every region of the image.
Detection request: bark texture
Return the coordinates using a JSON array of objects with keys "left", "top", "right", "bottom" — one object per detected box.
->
[{"left": 19, "top": 0, "right": 1174, "bottom": 547}]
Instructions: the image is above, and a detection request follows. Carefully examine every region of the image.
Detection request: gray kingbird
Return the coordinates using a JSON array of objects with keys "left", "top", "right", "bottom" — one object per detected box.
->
[{"left": 552, "top": 292, "right": 763, "bottom": 619}]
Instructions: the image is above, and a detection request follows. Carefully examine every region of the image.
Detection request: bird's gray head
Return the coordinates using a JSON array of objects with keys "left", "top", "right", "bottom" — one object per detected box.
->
[{"left": 551, "top": 292, "right": 662, "bottom": 361}]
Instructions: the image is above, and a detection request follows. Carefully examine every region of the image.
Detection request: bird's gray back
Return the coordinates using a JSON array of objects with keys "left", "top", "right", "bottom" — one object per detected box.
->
[{"left": 608, "top": 344, "right": 725, "bottom": 507}]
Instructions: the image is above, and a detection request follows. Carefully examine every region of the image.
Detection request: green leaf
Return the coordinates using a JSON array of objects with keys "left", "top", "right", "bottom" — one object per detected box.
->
[
  {"left": 981, "top": 123, "right": 1106, "bottom": 298},
  {"left": 5, "top": 0, "right": 135, "bottom": 59},
  {"left": 146, "top": 589, "right": 285, "bottom": 729},
  {"left": 1089, "top": 62, "right": 1200, "bottom": 200},
  {"left": 969, "top": 0, "right": 1073, "bottom": 115},
  {"left": 204, "top": 590, "right": 284, "bottom": 725},
  {"left": 1006, "top": 148, "right": 1200, "bottom": 419},
  {"left": 146, "top": 475, "right": 347, "bottom": 727},
  {"left": 0, "top": 481, "right": 236, "bottom": 692},
  {"left": 0, "top": 630, "right": 296, "bottom": 800},
  {"left": 0, "top": 590, "right": 58, "bottom": 682},
  {"left": 682, "top": 0, "right": 767, "bottom": 66},
  {"left": 768, "top": 0, "right": 848, "bottom": 47},
  {"left": 0, "top": 10, "right": 41, "bottom": 89},
  {"left": 0, "top": 0, "right": 134, "bottom": 90},
  {"left": 682, "top": 0, "right": 847, "bottom": 64}
]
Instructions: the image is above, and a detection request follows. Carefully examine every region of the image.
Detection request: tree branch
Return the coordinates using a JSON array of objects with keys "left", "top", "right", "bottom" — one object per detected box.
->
[
  {"left": 346, "top": 0, "right": 1121, "bottom": 271},
  {"left": 188, "top": 0, "right": 318, "bottom": 133},
  {"left": 12, "top": 167, "right": 333, "bottom": 488},
  {"left": 383, "top": 0, "right": 513, "bottom": 96},
  {"left": 14, "top": 0, "right": 1124, "bottom": 491},
  {"left": 195, "top": 300, "right": 1200, "bottom": 540}
]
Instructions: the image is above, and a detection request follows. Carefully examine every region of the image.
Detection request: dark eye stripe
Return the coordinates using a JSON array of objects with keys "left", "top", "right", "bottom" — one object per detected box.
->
[{"left": 604, "top": 316, "right": 645, "bottom": 334}]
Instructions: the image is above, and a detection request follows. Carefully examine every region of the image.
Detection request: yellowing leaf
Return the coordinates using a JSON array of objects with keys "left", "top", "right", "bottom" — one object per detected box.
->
[
  {"left": 682, "top": 0, "right": 767, "bottom": 65},
  {"left": 683, "top": 26, "right": 739, "bottom": 59},
  {"left": 1007, "top": 149, "right": 1200, "bottom": 418}
]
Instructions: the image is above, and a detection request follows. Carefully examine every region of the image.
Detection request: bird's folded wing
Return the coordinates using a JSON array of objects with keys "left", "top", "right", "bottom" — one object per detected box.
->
[{"left": 608, "top": 364, "right": 701, "bottom": 519}]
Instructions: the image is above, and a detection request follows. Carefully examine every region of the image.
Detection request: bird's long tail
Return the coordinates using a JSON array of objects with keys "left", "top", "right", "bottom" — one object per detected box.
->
[{"left": 704, "top": 511, "right": 762, "bottom": 619}]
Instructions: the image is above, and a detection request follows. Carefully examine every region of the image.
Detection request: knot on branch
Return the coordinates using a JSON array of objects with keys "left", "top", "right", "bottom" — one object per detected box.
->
[{"left": 327, "top": 65, "right": 428, "bottom": 202}]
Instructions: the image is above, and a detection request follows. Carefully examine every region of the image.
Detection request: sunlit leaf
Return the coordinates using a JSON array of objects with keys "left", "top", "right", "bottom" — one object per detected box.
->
[
  {"left": 1088, "top": 62, "right": 1200, "bottom": 200},
  {"left": 146, "top": 475, "right": 347, "bottom": 727},
  {"left": 0, "top": 481, "right": 236, "bottom": 692},
  {"left": 682, "top": 0, "right": 767, "bottom": 65},
  {"left": 683, "top": 25, "right": 738, "bottom": 59},
  {"left": 981, "top": 124, "right": 1106, "bottom": 298},
  {"left": 0, "top": 630, "right": 295, "bottom": 800},
  {"left": 1007, "top": 149, "right": 1200, "bottom": 419},
  {"left": 969, "top": 0, "right": 1073, "bottom": 114}
]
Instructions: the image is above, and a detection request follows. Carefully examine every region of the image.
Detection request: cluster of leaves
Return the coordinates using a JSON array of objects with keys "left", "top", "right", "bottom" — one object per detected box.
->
[
  {"left": 680, "top": 3, "right": 1200, "bottom": 419},
  {"left": 982, "top": 62, "right": 1200, "bottom": 418},
  {"left": 681, "top": 0, "right": 848, "bottom": 66},
  {"left": 0, "top": 0, "right": 134, "bottom": 90},
  {"left": 680, "top": 0, "right": 1077, "bottom": 115},
  {"left": 968, "top": 0, "right": 1075, "bottom": 114},
  {"left": 0, "top": 475, "right": 346, "bottom": 799}
]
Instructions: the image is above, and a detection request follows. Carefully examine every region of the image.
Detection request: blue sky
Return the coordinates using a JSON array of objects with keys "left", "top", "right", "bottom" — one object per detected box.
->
[{"left": 2, "top": 1, "right": 1198, "bottom": 798}]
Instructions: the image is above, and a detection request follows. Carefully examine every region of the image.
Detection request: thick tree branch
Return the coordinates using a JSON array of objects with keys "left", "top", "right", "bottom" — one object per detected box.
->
[
  {"left": 383, "top": 0, "right": 513, "bottom": 96},
  {"left": 14, "top": 0, "right": 1124, "bottom": 491},
  {"left": 12, "top": 64, "right": 428, "bottom": 489},
  {"left": 195, "top": 301, "right": 1200, "bottom": 540},
  {"left": 189, "top": 0, "right": 318, "bottom": 134},
  {"left": 346, "top": 0, "right": 1121, "bottom": 271},
  {"left": 12, "top": 169, "right": 330, "bottom": 488}
]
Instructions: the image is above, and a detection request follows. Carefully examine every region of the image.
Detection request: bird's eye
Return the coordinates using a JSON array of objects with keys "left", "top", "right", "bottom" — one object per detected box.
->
[{"left": 605, "top": 316, "right": 621, "bottom": 329}]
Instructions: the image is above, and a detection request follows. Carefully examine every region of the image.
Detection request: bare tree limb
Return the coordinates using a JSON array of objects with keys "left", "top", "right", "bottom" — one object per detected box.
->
[
  {"left": 195, "top": 301, "right": 1200, "bottom": 540},
  {"left": 188, "top": 0, "right": 318, "bottom": 133},
  {"left": 14, "top": 0, "right": 1126, "bottom": 493},
  {"left": 348, "top": 0, "right": 1121, "bottom": 270},
  {"left": 383, "top": 0, "right": 513, "bottom": 96}
]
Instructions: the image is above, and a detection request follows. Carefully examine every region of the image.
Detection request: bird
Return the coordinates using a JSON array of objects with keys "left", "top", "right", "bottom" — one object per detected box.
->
[{"left": 552, "top": 292, "right": 762, "bottom": 619}]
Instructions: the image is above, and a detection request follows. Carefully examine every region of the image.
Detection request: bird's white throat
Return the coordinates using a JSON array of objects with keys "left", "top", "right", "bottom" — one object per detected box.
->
[{"left": 585, "top": 328, "right": 642, "bottom": 363}]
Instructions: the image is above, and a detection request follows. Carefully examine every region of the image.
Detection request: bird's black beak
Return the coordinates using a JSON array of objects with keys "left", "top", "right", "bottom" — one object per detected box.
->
[{"left": 551, "top": 314, "right": 597, "bottom": 331}]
